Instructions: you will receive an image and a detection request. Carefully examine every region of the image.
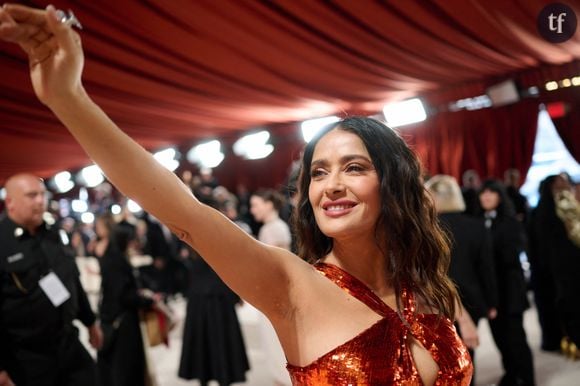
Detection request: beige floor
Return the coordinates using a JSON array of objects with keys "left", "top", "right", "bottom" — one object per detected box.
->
[{"left": 80, "top": 295, "right": 580, "bottom": 386}]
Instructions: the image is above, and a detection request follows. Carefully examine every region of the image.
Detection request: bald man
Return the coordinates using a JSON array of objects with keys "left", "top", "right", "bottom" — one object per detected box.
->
[{"left": 0, "top": 174, "right": 101, "bottom": 386}]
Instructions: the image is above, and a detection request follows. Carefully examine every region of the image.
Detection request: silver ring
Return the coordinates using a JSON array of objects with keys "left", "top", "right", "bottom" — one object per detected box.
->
[{"left": 56, "top": 9, "right": 83, "bottom": 30}]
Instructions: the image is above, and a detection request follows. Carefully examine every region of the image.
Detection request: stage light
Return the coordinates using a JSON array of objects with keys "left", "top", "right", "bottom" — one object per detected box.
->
[
  {"left": 301, "top": 116, "right": 340, "bottom": 142},
  {"left": 383, "top": 98, "right": 427, "bottom": 127},
  {"left": 187, "top": 140, "right": 224, "bottom": 168},
  {"left": 127, "top": 199, "right": 143, "bottom": 213},
  {"left": 545, "top": 81, "right": 558, "bottom": 91},
  {"left": 79, "top": 165, "right": 104, "bottom": 187},
  {"left": 71, "top": 199, "right": 88, "bottom": 213},
  {"left": 81, "top": 212, "right": 95, "bottom": 224},
  {"left": 111, "top": 204, "right": 122, "bottom": 215},
  {"left": 153, "top": 148, "right": 180, "bottom": 171},
  {"left": 233, "top": 131, "right": 274, "bottom": 160},
  {"left": 53, "top": 171, "right": 75, "bottom": 193}
]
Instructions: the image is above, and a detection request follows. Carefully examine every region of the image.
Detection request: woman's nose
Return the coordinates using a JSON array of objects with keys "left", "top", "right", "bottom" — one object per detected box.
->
[{"left": 324, "top": 172, "right": 345, "bottom": 195}]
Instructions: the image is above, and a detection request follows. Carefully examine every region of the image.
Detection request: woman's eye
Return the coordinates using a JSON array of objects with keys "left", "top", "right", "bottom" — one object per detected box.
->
[
  {"left": 310, "top": 169, "right": 326, "bottom": 178},
  {"left": 346, "top": 164, "right": 364, "bottom": 172}
]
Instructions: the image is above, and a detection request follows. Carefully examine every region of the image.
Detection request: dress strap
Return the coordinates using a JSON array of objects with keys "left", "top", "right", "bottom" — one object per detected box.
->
[
  {"left": 314, "top": 262, "right": 395, "bottom": 317},
  {"left": 400, "top": 285, "right": 417, "bottom": 322}
]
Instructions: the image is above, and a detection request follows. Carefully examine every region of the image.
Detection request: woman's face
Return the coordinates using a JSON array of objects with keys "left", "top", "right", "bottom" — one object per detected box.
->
[
  {"left": 308, "top": 129, "right": 381, "bottom": 240},
  {"left": 479, "top": 189, "right": 500, "bottom": 211},
  {"left": 250, "top": 196, "right": 273, "bottom": 222}
]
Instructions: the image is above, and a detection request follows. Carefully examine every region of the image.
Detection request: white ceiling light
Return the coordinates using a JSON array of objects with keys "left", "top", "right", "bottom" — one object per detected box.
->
[
  {"left": 81, "top": 212, "right": 95, "bottom": 224},
  {"left": 111, "top": 204, "right": 122, "bottom": 215},
  {"left": 53, "top": 171, "right": 75, "bottom": 193},
  {"left": 383, "top": 98, "right": 427, "bottom": 127},
  {"left": 127, "top": 199, "right": 143, "bottom": 213},
  {"left": 301, "top": 116, "right": 340, "bottom": 142},
  {"left": 43, "top": 212, "right": 56, "bottom": 226},
  {"left": 233, "top": 130, "right": 274, "bottom": 160},
  {"left": 79, "top": 187, "right": 88, "bottom": 201},
  {"left": 153, "top": 148, "right": 180, "bottom": 171},
  {"left": 71, "top": 199, "right": 88, "bottom": 213},
  {"left": 187, "top": 140, "right": 224, "bottom": 168},
  {"left": 79, "top": 164, "right": 104, "bottom": 187}
]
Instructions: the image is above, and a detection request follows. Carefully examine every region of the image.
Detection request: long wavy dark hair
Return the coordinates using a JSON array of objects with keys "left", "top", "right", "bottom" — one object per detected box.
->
[{"left": 292, "top": 117, "right": 458, "bottom": 319}]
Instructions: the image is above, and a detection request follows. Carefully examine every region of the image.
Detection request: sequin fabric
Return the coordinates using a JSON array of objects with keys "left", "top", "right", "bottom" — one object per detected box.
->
[{"left": 286, "top": 263, "right": 473, "bottom": 385}]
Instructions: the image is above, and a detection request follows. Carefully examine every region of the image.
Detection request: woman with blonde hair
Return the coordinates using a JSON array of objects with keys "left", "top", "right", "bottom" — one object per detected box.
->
[{"left": 426, "top": 175, "right": 498, "bottom": 385}]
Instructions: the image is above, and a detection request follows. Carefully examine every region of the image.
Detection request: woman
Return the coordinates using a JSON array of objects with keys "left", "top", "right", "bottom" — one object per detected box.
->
[
  {"left": 88, "top": 213, "right": 117, "bottom": 258},
  {"left": 178, "top": 197, "right": 250, "bottom": 386},
  {"left": 250, "top": 189, "right": 292, "bottom": 251},
  {"left": 0, "top": 6, "right": 472, "bottom": 385},
  {"left": 426, "top": 175, "right": 498, "bottom": 386},
  {"left": 178, "top": 245, "right": 250, "bottom": 386},
  {"left": 528, "top": 174, "right": 580, "bottom": 357},
  {"left": 98, "top": 222, "right": 154, "bottom": 386},
  {"left": 477, "top": 180, "right": 535, "bottom": 386},
  {"left": 250, "top": 189, "right": 293, "bottom": 385}
]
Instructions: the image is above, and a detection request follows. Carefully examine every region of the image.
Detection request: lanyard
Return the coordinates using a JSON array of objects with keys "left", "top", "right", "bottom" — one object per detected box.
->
[{"left": 11, "top": 272, "right": 29, "bottom": 294}]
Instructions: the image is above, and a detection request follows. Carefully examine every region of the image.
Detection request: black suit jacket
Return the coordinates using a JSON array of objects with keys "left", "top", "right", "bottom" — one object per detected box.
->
[
  {"left": 487, "top": 214, "right": 529, "bottom": 314},
  {"left": 439, "top": 213, "right": 498, "bottom": 321},
  {"left": 0, "top": 217, "right": 95, "bottom": 371}
]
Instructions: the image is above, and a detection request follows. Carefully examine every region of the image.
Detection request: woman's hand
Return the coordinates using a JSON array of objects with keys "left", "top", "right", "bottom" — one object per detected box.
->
[
  {"left": 0, "top": 4, "right": 84, "bottom": 107},
  {"left": 455, "top": 301, "right": 480, "bottom": 349},
  {"left": 457, "top": 316, "right": 479, "bottom": 349}
]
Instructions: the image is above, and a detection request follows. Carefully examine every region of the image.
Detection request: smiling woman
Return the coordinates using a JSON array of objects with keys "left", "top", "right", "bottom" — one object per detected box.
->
[
  {"left": 308, "top": 130, "right": 381, "bottom": 240},
  {"left": 0, "top": 4, "right": 472, "bottom": 385},
  {"left": 288, "top": 118, "right": 472, "bottom": 385}
]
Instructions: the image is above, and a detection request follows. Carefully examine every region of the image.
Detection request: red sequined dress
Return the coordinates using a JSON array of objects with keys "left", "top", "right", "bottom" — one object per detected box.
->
[{"left": 286, "top": 263, "right": 473, "bottom": 385}]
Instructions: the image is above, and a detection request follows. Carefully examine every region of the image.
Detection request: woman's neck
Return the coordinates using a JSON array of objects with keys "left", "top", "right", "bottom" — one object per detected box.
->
[
  {"left": 263, "top": 211, "right": 279, "bottom": 224},
  {"left": 325, "top": 240, "right": 391, "bottom": 297}
]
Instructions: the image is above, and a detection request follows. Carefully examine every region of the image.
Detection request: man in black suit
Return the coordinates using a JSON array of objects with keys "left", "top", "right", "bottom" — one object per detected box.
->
[{"left": 0, "top": 174, "right": 102, "bottom": 386}]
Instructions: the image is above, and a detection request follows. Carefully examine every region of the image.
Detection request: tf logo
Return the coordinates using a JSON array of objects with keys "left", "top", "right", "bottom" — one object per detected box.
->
[{"left": 537, "top": 3, "right": 578, "bottom": 43}]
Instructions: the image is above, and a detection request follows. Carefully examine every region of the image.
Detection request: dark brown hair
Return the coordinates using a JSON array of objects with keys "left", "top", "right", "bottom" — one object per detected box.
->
[
  {"left": 252, "top": 189, "right": 285, "bottom": 212},
  {"left": 292, "top": 117, "right": 458, "bottom": 319}
]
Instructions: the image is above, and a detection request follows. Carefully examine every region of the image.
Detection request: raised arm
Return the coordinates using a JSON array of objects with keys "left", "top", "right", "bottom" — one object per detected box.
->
[{"left": 0, "top": 4, "right": 307, "bottom": 317}]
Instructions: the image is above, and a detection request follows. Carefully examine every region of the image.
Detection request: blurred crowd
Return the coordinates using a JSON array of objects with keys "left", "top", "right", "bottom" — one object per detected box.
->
[{"left": 2, "top": 165, "right": 578, "bottom": 386}]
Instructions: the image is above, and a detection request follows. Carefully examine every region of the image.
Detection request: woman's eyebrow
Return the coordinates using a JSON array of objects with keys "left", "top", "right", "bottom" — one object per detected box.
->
[{"left": 311, "top": 154, "right": 371, "bottom": 168}]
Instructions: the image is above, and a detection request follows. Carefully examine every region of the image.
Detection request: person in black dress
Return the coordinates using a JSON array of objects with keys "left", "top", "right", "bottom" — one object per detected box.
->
[
  {"left": 178, "top": 244, "right": 250, "bottom": 386},
  {"left": 528, "top": 174, "right": 580, "bottom": 356},
  {"left": 97, "top": 224, "right": 155, "bottom": 386},
  {"left": 477, "top": 180, "right": 535, "bottom": 386}
]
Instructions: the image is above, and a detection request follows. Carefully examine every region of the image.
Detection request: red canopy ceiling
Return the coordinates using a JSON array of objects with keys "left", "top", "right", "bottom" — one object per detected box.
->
[{"left": 1, "top": 0, "right": 579, "bottom": 186}]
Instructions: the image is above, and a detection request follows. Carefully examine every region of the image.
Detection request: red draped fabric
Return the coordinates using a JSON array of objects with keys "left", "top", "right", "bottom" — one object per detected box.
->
[
  {"left": 551, "top": 103, "right": 580, "bottom": 163},
  {"left": 1, "top": 0, "right": 579, "bottom": 187},
  {"left": 407, "top": 100, "right": 539, "bottom": 181}
]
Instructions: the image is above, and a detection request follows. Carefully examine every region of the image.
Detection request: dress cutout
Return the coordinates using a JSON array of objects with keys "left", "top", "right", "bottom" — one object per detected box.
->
[{"left": 286, "top": 263, "right": 473, "bottom": 385}]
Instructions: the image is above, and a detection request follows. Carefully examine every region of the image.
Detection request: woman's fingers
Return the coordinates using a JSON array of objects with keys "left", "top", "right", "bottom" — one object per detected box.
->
[
  {"left": 2, "top": 4, "right": 80, "bottom": 50},
  {"left": 30, "top": 28, "right": 51, "bottom": 44},
  {"left": 28, "top": 36, "right": 57, "bottom": 67},
  {"left": 45, "top": 5, "right": 82, "bottom": 54},
  {"left": 0, "top": 5, "right": 49, "bottom": 47},
  {"left": 2, "top": 3, "right": 48, "bottom": 26},
  {"left": 0, "top": 5, "right": 21, "bottom": 41},
  {"left": 1, "top": 4, "right": 83, "bottom": 68}
]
